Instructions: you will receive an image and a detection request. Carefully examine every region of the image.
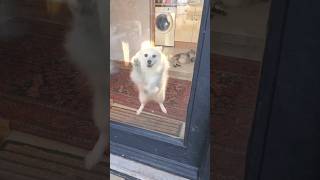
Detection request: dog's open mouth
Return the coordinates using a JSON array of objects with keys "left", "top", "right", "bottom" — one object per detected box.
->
[{"left": 147, "top": 64, "right": 153, "bottom": 68}]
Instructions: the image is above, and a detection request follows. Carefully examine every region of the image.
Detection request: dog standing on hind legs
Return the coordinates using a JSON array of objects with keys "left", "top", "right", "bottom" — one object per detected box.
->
[
  {"left": 130, "top": 47, "right": 170, "bottom": 115},
  {"left": 64, "top": 0, "right": 110, "bottom": 169}
]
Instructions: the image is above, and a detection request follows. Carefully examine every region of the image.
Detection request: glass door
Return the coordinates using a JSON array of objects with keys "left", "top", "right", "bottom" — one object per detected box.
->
[
  {"left": 110, "top": 0, "right": 205, "bottom": 140},
  {"left": 110, "top": 0, "right": 210, "bottom": 179}
]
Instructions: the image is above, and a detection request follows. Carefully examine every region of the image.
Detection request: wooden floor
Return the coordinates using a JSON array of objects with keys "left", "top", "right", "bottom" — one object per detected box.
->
[{"left": 111, "top": 103, "right": 185, "bottom": 138}]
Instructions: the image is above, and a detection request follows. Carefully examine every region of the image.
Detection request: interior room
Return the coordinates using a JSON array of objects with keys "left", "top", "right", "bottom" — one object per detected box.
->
[{"left": 110, "top": 0, "right": 204, "bottom": 139}]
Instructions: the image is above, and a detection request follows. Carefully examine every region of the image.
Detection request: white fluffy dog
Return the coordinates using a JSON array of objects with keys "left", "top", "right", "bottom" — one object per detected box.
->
[
  {"left": 64, "top": 0, "right": 109, "bottom": 169},
  {"left": 130, "top": 47, "right": 170, "bottom": 115}
]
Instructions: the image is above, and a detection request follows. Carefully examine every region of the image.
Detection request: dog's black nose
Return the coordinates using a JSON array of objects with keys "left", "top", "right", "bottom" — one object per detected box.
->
[{"left": 147, "top": 60, "right": 152, "bottom": 64}]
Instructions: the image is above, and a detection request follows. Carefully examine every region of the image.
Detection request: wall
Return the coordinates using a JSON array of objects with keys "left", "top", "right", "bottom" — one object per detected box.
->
[
  {"left": 110, "top": 0, "right": 151, "bottom": 61},
  {"left": 222, "top": 0, "right": 269, "bottom": 7}
]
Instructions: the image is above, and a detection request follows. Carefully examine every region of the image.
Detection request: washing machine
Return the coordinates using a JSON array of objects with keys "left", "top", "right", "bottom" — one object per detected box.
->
[{"left": 155, "top": 6, "right": 176, "bottom": 47}]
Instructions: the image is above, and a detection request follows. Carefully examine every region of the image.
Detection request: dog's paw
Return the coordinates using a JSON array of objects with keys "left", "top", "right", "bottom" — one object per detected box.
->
[
  {"left": 136, "top": 109, "right": 142, "bottom": 115},
  {"left": 133, "top": 58, "right": 140, "bottom": 67},
  {"left": 136, "top": 104, "right": 145, "bottom": 115},
  {"left": 159, "top": 103, "right": 167, "bottom": 114}
]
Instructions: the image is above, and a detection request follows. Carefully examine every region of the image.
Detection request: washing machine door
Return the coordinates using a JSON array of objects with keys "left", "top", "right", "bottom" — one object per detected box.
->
[{"left": 156, "top": 13, "right": 173, "bottom": 33}]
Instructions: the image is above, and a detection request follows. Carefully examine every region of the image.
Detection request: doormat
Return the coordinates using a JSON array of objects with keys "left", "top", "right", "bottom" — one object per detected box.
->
[
  {"left": 111, "top": 63, "right": 192, "bottom": 122},
  {"left": 111, "top": 103, "right": 185, "bottom": 138},
  {"left": 0, "top": 140, "right": 108, "bottom": 180}
]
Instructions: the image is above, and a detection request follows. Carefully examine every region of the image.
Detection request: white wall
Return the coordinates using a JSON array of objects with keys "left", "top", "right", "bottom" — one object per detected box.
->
[{"left": 110, "top": 0, "right": 151, "bottom": 61}]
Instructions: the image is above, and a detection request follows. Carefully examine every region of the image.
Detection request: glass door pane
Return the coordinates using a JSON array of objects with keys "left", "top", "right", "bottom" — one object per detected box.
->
[{"left": 110, "top": 0, "right": 204, "bottom": 139}]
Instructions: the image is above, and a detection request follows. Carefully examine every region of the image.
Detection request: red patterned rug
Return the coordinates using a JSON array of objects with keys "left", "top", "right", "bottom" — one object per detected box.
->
[
  {"left": 211, "top": 54, "right": 261, "bottom": 180},
  {"left": 0, "top": 17, "right": 96, "bottom": 150},
  {"left": 111, "top": 65, "right": 192, "bottom": 121}
]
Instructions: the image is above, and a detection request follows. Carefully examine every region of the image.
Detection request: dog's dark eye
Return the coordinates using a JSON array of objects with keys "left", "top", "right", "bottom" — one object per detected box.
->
[
  {"left": 144, "top": 54, "right": 148, "bottom": 57},
  {"left": 152, "top": 54, "right": 157, "bottom": 58}
]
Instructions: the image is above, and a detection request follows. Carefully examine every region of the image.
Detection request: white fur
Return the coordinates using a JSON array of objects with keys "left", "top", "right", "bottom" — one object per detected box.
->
[
  {"left": 64, "top": 0, "right": 110, "bottom": 169},
  {"left": 130, "top": 48, "right": 170, "bottom": 115}
]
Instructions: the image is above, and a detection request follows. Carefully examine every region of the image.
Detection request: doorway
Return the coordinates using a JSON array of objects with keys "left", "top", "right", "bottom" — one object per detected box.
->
[{"left": 110, "top": 0, "right": 210, "bottom": 179}]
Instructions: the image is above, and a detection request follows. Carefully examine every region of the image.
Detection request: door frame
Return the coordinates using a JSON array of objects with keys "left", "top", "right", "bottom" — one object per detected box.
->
[
  {"left": 244, "top": 0, "right": 292, "bottom": 179},
  {"left": 110, "top": 0, "right": 210, "bottom": 179},
  {"left": 246, "top": 0, "right": 320, "bottom": 179}
]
